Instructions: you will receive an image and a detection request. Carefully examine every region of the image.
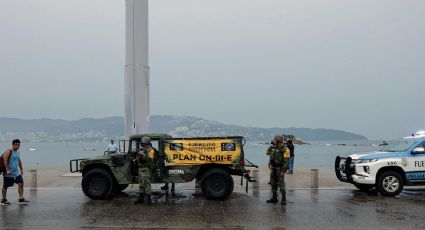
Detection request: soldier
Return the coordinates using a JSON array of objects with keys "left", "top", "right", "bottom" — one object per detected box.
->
[
  {"left": 266, "top": 138, "right": 276, "bottom": 155},
  {"left": 134, "top": 136, "right": 157, "bottom": 204},
  {"left": 266, "top": 135, "right": 289, "bottom": 205},
  {"left": 266, "top": 137, "right": 276, "bottom": 185}
]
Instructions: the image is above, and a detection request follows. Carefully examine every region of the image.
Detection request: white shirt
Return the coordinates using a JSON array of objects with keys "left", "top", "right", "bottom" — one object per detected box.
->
[{"left": 108, "top": 143, "right": 118, "bottom": 152}]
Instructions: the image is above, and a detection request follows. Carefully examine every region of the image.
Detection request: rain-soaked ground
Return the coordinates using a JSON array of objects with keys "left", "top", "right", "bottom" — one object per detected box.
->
[{"left": 1, "top": 187, "right": 425, "bottom": 229}]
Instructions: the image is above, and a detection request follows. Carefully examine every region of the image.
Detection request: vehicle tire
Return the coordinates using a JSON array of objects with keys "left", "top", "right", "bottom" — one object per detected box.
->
[
  {"left": 82, "top": 168, "right": 114, "bottom": 200},
  {"left": 376, "top": 171, "right": 404, "bottom": 196},
  {"left": 200, "top": 168, "right": 232, "bottom": 200},
  {"left": 114, "top": 184, "right": 129, "bottom": 193},
  {"left": 354, "top": 183, "right": 373, "bottom": 192},
  {"left": 225, "top": 176, "right": 234, "bottom": 198}
]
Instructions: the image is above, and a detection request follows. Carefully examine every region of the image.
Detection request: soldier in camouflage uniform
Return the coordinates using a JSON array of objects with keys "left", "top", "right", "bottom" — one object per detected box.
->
[
  {"left": 266, "top": 135, "right": 289, "bottom": 205},
  {"left": 134, "top": 136, "right": 157, "bottom": 204},
  {"left": 266, "top": 138, "right": 276, "bottom": 185}
]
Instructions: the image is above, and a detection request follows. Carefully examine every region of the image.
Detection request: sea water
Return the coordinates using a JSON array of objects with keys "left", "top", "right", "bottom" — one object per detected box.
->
[{"left": 0, "top": 140, "right": 383, "bottom": 168}]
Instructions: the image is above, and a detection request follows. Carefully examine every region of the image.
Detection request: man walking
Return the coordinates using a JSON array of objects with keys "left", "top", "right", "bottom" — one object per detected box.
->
[
  {"left": 266, "top": 135, "right": 289, "bottom": 205},
  {"left": 2, "top": 139, "right": 29, "bottom": 205},
  {"left": 134, "top": 136, "right": 156, "bottom": 204}
]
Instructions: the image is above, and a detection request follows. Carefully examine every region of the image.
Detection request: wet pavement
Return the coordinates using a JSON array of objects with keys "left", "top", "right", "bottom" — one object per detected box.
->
[{"left": 1, "top": 187, "right": 425, "bottom": 229}]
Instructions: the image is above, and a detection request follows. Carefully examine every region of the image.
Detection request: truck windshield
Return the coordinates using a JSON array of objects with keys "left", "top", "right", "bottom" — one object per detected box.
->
[{"left": 381, "top": 139, "right": 418, "bottom": 152}]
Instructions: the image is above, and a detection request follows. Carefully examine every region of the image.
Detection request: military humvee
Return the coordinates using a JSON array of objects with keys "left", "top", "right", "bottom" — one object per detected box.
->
[{"left": 70, "top": 134, "right": 256, "bottom": 200}]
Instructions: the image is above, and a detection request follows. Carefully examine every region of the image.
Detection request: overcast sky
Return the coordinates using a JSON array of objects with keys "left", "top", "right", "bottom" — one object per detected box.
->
[{"left": 0, "top": 0, "right": 424, "bottom": 139}]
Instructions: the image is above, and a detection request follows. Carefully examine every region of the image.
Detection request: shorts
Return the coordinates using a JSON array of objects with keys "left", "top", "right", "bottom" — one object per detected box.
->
[{"left": 3, "top": 175, "right": 24, "bottom": 188}]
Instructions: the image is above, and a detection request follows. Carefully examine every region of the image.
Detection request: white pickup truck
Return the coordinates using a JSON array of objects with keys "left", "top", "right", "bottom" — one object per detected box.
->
[{"left": 335, "top": 131, "right": 425, "bottom": 196}]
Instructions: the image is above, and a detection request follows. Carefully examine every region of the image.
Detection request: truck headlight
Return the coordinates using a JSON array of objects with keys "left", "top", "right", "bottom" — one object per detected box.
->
[
  {"left": 363, "top": 166, "right": 370, "bottom": 174},
  {"left": 357, "top": 159, "right": 378, "bottom": 164}
]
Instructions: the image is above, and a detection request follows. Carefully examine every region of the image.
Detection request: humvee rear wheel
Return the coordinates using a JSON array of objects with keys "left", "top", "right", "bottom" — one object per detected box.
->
[
  {"left": 225, "top": 176, "right": 234, "bottom": 197},
  {"left": 82, "top": 168, "right": 114, "bottom": 200},
  {"left": 354, "top": 183, "right": 373, "bottom": 192},
  {"left": 377, "top": 171, "right": 403, "bottom": 196},
  {"left": 201, "top": 168, "right": 232, "bottom": 200}
]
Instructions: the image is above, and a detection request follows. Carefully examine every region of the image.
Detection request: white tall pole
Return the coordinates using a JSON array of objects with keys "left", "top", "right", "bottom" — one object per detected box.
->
[{"left": 125, "top": 0, "right": 149, "bottom": 137}]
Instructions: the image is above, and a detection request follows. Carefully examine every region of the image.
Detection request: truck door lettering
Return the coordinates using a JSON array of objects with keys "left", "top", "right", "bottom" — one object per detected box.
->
[
  {"left": 414, "top": 161, "right": 425, "bottom": 167},
  {"left": 168, "top": 169, "right": 184, "bottom": 175}
]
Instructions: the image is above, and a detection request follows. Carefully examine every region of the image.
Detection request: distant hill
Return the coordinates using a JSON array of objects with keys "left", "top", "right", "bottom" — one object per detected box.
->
[{"left": 0, "top": 116, "right": 367, "bottom": 142}]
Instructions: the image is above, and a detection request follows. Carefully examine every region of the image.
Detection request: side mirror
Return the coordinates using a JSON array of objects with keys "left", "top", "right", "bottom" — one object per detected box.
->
[{"left": 413, "top": 147, "right": 425, "bottom": 154}]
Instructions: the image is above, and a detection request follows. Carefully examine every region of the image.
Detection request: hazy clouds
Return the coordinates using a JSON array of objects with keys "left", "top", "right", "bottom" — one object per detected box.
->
[{"left": 1, "top": 0, "right": 424, "bottom": 139}]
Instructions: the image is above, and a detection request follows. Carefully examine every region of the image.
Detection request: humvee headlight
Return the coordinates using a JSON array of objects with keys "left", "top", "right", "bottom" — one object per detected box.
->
[{"left": 357, "top": 159, "right": 378, "bottom": 164}]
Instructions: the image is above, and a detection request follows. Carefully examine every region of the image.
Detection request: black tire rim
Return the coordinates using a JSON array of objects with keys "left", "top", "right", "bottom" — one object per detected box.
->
[
  {"left": 88, "top": 176, "right": 107, "bottom": 195},
  {"left": 206, "top": 174, "right": 226, "bottom": 193}
]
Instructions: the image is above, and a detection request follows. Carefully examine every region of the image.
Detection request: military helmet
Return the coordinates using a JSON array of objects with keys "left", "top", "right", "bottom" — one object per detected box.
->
[
  {"left": 141, "top": 136, "right": 151, "bottom": 144},
  {"left": 274, "top": 135, "right": 284, "bottom": 143}
]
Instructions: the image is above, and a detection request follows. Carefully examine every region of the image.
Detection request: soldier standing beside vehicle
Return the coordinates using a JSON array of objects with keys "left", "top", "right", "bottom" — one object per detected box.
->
[
  {"left": 134, "top": 136, "right": 156, "bottom": 204},
  {"left": 266, "top": 135, "right": 289, "bottom": 205},
  {"left": 266, "top": 138, "right": 276, "bottom": 185}
]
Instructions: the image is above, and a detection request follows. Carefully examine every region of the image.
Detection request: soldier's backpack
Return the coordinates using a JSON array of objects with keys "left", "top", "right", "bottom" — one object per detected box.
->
[{"left": 0, "top": 149, "right": 12, "bottom": 174}]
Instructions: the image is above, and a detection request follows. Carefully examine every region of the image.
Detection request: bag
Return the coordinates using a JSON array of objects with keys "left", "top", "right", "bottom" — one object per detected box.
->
[{"left": 0, "top": 149, "right": 12, "bottom": 174}]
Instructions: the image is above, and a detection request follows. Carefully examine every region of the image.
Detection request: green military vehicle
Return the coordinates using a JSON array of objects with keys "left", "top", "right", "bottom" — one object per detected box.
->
[{"left": 70, "top": 134, "right": 257, "bottom": 200}]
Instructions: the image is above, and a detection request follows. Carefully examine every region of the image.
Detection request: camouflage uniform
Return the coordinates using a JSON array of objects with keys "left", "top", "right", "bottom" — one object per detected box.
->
[
  {"left": 135, "top": 136, "right": 157, "bottom": 204},
  {"left": 267, "top": 135, "right": 290, "bottom": 205},
  {"left": 137, "top": 146, "right": 156, "bottom": 195},
  {"left": 269, "top": 145, "right": 289, "bottom": 194}
]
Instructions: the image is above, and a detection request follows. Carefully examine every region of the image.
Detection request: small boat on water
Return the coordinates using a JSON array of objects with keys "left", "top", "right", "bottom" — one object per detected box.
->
[
  {"left": 83, "top": 148, "right": 96, "bottom": 151},
  {"left": 28, "top": 148, "right": 36, "bottom": 151}
]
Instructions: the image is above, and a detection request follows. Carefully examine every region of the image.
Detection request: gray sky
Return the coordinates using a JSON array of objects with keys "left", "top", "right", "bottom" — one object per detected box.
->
[{"left": 1, "top": 0, "right": 424, "bottom": 140}]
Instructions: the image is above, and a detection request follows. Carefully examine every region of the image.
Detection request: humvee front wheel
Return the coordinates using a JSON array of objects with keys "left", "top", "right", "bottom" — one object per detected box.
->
[
  {"left": 377, "top": 171, "right": 403, "bottom": 196},
  {"left": 200, "top": 168, "right": 232, "bottom": 200},
  {"left": 82, "top": 168, "right": 114, "bottom": 200}
]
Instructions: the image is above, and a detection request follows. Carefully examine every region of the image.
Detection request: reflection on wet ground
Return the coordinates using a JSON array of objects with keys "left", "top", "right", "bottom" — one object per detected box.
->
[{"left": 1, "top": 188, "right": 425, "bottom": 229}]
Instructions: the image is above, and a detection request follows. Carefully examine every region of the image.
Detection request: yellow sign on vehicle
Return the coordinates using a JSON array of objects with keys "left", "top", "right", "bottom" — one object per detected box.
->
[{"left": 164, "top": 138, "right": 242, "bottom": 166}]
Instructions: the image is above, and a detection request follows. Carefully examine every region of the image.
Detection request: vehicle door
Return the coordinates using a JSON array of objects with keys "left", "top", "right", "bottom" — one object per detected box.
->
[{"left": 406, "top": 141, "right": 425, "bottom": 181}]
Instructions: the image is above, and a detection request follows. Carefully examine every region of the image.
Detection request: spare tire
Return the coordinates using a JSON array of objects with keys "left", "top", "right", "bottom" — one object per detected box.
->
[{"left": 200, "top": 168, "right": 232, "bottom": 200}]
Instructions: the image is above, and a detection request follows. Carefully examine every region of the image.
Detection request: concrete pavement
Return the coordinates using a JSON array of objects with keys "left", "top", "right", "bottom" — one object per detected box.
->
[{"left": 1, "top": 187, "right": 425, "bottom": 229}]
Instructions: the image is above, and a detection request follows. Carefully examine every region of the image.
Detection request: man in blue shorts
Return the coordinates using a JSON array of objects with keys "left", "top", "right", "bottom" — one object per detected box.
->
[{"left": 1, "top": 139, "right": 29, "bottom": 205}]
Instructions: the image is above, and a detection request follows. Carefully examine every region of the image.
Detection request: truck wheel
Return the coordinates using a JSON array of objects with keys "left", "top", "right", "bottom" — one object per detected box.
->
[
  {"left": 82, "top": 168, "right": 114, "bottom": 200},
  {"left": 354, "top": 183, "right": 373, "bottom": 192},
  {"left": 114, "top": 184, "right": 129, "bottom": 193},
  {"left": 225, "top": 176, "right": 234, "bottom": 197},
  {"left": 201, "top": 168, "right": 232, "bottom": 200},
  {"left": 377, "top": 171, "right": 404, "bottom": 196}
]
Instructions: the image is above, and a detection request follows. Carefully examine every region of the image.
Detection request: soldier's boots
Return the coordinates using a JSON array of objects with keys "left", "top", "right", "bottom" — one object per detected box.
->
[
  {"left": 146, "top": 194, "right": 152, "bottom": 205},
  {"left": 281, "top": 193, "right": 287, "bottom": 205},
  {"left": 266, "top": 192, "right": 278, "bottom": 203},
  {"left": 134, "top": 193, "right": 145, "bottom": 204},
  {"left": 161, "top": 184, "right": 169, "bottom": 191}
]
